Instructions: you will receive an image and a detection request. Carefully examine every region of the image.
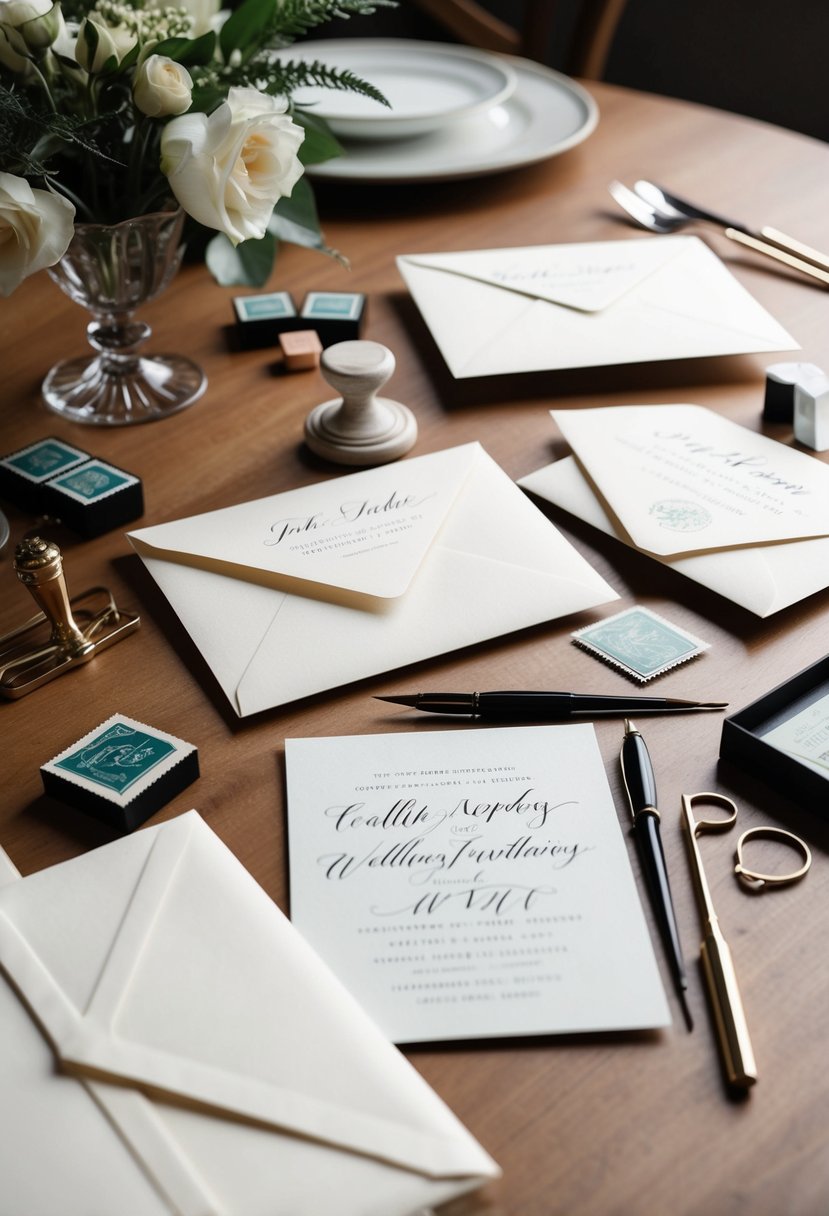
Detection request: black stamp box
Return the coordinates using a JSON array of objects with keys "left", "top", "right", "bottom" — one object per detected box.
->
[
  {"left": 232, "top": 291, "right": 367, "bottom": 350},
  {"left": 0, "top": 439, "right": 143, "bottom": 536},
  {"left": 43, "top": 459, "right": 144, "bottom": 538},
  {"left": 0, "top": 437, "right": 89, "bottom": 510},
  {"left": 720, "top": 655, "right": 829, "bottom": 810},
  {"left": 41, "top": 714, "right": 199, "bottom": 832}
]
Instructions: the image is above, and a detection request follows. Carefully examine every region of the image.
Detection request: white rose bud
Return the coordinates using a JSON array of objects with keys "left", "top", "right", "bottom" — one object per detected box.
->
[
  {"left": 0, "top": 171, "right": 75, "bottom": 297},
  {"left": 0, "top": 0, "right": 61, "bottom": 54},
  {"left": 133, "top": 55, "right": 193, "bottom": 117},
  {"left": 0, "top": 23, "right": 30, "bottom": 68},
  {"left": 75, "top": 15, "right": 135, "bottom": 72},
  {"left": 160, "top": 86, "right": 305, "bottom": 246}
]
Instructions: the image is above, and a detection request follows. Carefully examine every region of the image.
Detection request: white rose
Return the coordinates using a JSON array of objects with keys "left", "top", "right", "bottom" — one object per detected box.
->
[
  {"left": 0, "top": 172, "right": 75, "bottom": 297},
  {"left": 0, "top": 0, "right": 61, "bottom": 53},
  {"left": 133, "top": 55, "right": 193, "bottom": 117},
  {"left": 75, "top": 15, "right": 135, "bottom": 72},
  {"left": 160, "top": 87, "right": 305, "bottom": 246}
]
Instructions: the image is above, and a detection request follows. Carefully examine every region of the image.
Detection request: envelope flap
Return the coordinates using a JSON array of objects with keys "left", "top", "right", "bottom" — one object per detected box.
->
[
  {"left": 129, "top": 445, "right": 481, "bottom": 601},
  {"left": 400, "top": 237, "right": 691, "bottom": 313},
  {"left": 552, "top": 404, "right": 829, "bottom": 556},
  {"left": 0, "top": 813, "right": 497, "bottom": 1184}
]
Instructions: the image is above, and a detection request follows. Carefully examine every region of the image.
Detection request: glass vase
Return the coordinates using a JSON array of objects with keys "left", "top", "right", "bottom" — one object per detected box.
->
[{"left": 41, "top": 208, "right": 206, "bottom": 426}]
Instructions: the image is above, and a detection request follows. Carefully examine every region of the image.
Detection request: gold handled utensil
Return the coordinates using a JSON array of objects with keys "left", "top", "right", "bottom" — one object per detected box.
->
[
  {"left": 680, "top": 792, "right": 757, "bottom": 1090},
  {"left": 0, "top": 536, "right": 139, "bottom": 698}
]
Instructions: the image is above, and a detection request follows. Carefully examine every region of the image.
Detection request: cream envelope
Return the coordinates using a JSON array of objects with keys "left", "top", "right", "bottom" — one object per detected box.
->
[
  {"left": 396, "top": 236, "right": 798, "bottom": 378},
  {"left": 0, "top": 812, "right": 499, "bottom": 1215},
  {"left": 519, "top": 404, "right": 829, "bottom": 617},
  {"left": 0, "top": 845, "right": 180, "bottom": 1214},
  {"left": 127, "top": 443, "right": 617, "bottom": 716}
]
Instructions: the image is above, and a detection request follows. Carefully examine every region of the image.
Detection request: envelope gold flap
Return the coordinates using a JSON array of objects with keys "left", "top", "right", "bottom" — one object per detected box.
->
[
  {"left": 553, "top": 404, "right": 829, "bottom": 557},
  {"left": 0, "top": 813, "right": 497, "bottom": 1183},
  {"left": 400, "top": 237, "right": 691, "bottom": 313},
  {"left": 129, "top": 445, "right": 481, "bottom": 604}
]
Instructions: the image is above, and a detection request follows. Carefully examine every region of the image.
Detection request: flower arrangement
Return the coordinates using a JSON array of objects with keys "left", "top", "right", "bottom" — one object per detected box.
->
[{"left": 0, "top": 0, "right": 391, "bottom": 296}]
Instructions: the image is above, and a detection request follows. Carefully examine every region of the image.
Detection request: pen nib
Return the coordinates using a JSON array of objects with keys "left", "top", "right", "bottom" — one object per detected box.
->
[
  {"left": 374, "top": 695, "right": 418, "bottom": 707},
  {"left": 670, "top": 699, "right": 729, "bottom": 710}
]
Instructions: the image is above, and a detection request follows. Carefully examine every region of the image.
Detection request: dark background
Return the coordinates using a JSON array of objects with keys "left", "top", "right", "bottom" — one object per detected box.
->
[{"left": 318, "top": 0, "right": 829, "bottom": 143}]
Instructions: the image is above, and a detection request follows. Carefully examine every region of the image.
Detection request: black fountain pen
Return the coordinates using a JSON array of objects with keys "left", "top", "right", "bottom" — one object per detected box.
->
[
  {"left": 620, "top": 719, "right": 693, "bottom": 1031},
  {"left": 375, "top": 691, "right": 727, "bottom": 719}
]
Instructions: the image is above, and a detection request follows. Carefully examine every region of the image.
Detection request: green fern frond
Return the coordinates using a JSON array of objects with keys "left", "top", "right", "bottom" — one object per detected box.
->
[
  {"left": 270, "top": 0, "right": 395, "bottom": 39},
  {"left": 0, "top": 86, "right": 116, "bottom": 176},
  {"left": 248, "top": 59, "right": 389, "bottom": 106}
]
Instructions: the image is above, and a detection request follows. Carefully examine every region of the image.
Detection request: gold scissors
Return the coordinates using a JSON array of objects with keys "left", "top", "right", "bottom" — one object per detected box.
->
[
  {"left": 682, "top": 793, "right": 812, "bottom": 1091},
  {"left": 681, "top": 792, "right": 758, "bottom": 1090}
]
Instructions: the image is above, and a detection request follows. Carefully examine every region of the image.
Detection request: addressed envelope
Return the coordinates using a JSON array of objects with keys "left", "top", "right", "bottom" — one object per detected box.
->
[
  {"left": 397, "top": 236, "right": 798, "bottom": 377},
  {"left": 128, "top": 444, "right": 617, "bottom": 716},
  {"left": 519, "top": 404, "right": 829, "bottom": 617},
  {"left": 0, "top": 812, "right": 499, "bottom": 1215}
]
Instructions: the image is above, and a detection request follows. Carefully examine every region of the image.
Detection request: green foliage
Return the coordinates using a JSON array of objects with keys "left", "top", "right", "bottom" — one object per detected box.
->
[
  {"left": 262, "top": 0, "right": 395, "bottom": 39},
  {"left": 205, "top": 227, "right": 278, "bottom": 287},
  {"left": 294, "top": 110, "right": 343, "bottom": 166},
  {"left": 0, "top": 0, "right": 395, "bottom": 278}
]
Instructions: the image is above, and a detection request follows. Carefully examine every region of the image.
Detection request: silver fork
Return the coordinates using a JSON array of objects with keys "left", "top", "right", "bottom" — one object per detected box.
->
[
  {"left": 609, "top": 180, "right": 829, "bottom": 286},
  {"left": 635, "top": 180, "right": 829, "bottom": 272}
]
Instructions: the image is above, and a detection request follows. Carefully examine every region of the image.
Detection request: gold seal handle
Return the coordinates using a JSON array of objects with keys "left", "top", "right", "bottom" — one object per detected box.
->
[{"left": 14, "top": 537, "right": 94, "bottom": 659}]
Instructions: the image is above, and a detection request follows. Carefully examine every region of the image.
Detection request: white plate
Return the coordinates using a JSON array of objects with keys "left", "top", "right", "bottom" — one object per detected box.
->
[
  {"left": 304, "top": 49, "right": 598, "bottom": 181},
  {"left": 288, "top": 39, "right": 517, "bottom": 141}
]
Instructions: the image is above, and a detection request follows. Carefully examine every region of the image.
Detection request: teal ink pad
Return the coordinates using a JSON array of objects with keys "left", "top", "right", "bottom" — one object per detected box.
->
[
  {"left": 41, "top": 714, "right": 199, "bottom": 831},
  {"left": 232, "top": 291, "right": 299, "bottom": 348},
  {"left": 299, "top": 292, "right": 365, "bottom": 346}
]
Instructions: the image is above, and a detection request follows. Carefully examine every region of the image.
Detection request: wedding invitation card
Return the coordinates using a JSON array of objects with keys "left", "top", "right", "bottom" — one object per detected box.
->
[
  {"left": 520, "top": 404, "right": 829, "bottom": 617},
  {"left": 285, "top": 725, "right": 670, "bottom": 1043}
]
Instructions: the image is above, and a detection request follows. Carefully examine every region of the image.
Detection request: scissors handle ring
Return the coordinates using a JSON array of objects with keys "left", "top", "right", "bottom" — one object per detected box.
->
[
  {"left": 735, "top": 827, "right": 812, "bottom": 891},
  {"left": 683, "top": 791, "right": 739, "bottom": 835}
]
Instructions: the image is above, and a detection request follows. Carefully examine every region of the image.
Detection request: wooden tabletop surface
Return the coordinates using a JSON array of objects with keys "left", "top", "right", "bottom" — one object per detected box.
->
[{"left": 2, "top": 80, "right": 829, "bottom": 1216}]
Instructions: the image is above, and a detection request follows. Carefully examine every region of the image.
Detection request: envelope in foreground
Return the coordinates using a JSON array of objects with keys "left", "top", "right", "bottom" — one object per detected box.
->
[
  {"left": 128, "top": 444, "right": 617, "bottom": 716},
  {"left": 519, "top": 403, "right": 829, "bottom": 617},
  {"left": 397, "top": 236, "right": 797, "bottom": 377},
  {"left": 0, "top": 812, "right": 499, "bottom": 1215}
]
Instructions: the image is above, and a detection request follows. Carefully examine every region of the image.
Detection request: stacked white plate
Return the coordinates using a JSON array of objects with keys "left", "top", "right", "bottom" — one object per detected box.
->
[{"left": 286, "top": 39, "right": 599, "bottom": 182}]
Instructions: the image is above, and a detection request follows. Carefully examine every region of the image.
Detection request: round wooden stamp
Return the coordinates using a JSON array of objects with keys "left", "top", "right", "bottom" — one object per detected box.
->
[{"left": 304, "top": 340, "right": 417, "bottom": 465}]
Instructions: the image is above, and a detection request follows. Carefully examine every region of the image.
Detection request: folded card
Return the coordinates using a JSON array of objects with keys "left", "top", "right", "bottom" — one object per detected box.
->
[
  {"left": 397, "top": 236, "right": 797, "bottom": 378},
  {"left": 128, "top": 444, "right": 617, "bottom": 716},
  {"left": 519, "top": 404, "right": 829, "bottom": 617},
  {"left": 0, "top": 812, "right": 499, "bottom": 1215}
]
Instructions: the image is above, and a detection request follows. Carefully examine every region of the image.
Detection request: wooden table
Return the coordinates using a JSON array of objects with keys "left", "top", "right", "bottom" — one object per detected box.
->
[{"left": 2, "top": 82, "right": 829, "bottom": 1216}]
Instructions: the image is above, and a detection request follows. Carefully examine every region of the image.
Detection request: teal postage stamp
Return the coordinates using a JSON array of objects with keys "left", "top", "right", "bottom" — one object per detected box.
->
[
  {"left": 54, "top": 719, "right": 176, "bottom": 794},
  {"left": 50, "top": 461, "right": 135, "bottom": 503},
  {"left": 572, "top": 606, "right": 709, "bottom": 683},
  {"left": 3, "top": 438, "right": 88, "bottom": 483}
]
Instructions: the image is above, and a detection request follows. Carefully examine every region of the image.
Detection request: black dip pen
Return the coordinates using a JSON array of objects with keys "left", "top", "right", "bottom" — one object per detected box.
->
[
  {"left": 375, "top": 692, "right": 728, "bottom": 718},
  {"left": 620, "top": 719, "right": 694, "bottom": 1031}
]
